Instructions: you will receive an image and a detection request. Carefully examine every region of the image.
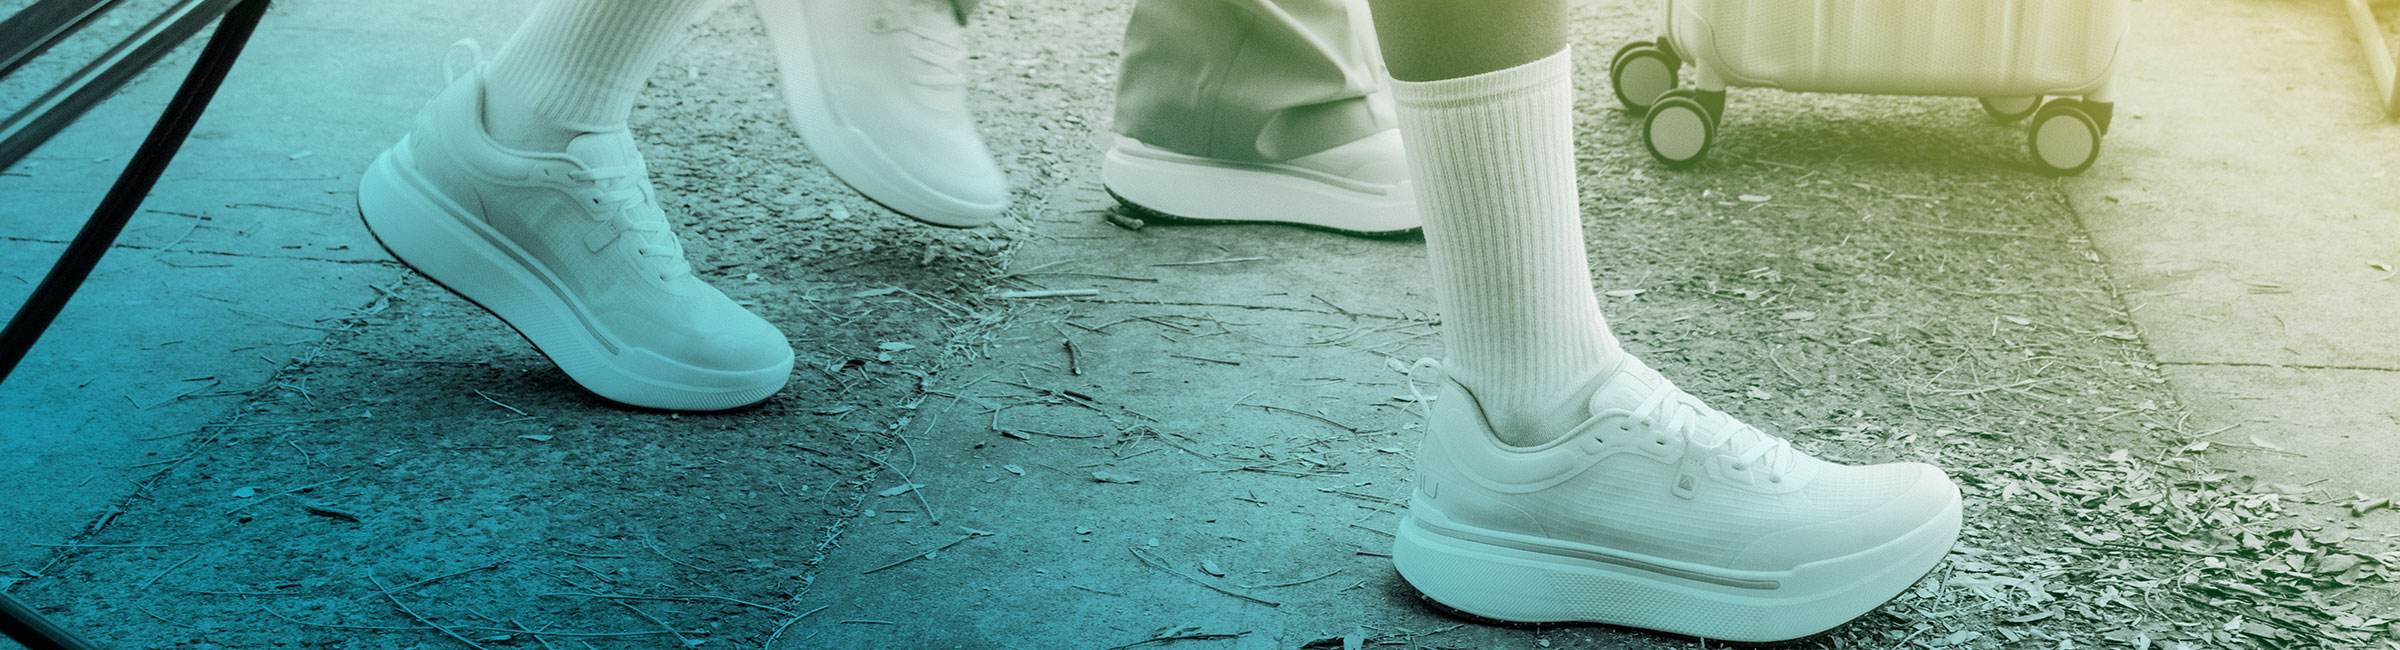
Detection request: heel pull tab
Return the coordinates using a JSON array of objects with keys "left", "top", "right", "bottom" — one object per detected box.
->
[{"left": 442, "top": 39, "right": 485, "bottom": 85}]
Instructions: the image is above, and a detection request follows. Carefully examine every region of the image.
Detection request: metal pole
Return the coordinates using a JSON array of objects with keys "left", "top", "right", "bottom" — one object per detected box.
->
[
  {"left": 0, "top": 591, "right": 103, "bottom": 650},
  {"left": 1, "top": 0, "right": 271, "bottom": 648},
  {"left": 0, "top": 0, "right": 270, "bottom": 384}
]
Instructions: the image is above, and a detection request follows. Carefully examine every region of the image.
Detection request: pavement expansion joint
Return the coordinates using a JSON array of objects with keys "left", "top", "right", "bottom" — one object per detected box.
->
[
  {"left": 0, "top": 235, "right": 396, "bottom": 266},
  {"left": 2155, "top": 360, "right": 2400, "bottom": 373}
]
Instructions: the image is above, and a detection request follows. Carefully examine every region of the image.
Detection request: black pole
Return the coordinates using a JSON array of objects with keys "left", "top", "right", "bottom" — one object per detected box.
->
[
  {"left": 0, "top": 0, "right": 271, "bottom": 385},
  {"left": 1, "top": 1, "right": 270, "bottom": 649},
  {"left": 0, "top": 591, "right": 101, "bottom": 650}
]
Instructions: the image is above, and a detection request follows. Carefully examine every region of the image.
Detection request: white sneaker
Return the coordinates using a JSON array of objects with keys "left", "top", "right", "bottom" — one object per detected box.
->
[
  {"left": 357, "top": 44, "right": 794, "bottom": 412},
  {"left": 1394, "top": 355, "right": 1961, "bottom": 642},
  {"left": 757, "top": 0, "right": 1008, "bottom": 228},
  {"left": 1102, "top": 130, "right": 1422, "bottom": 236}
]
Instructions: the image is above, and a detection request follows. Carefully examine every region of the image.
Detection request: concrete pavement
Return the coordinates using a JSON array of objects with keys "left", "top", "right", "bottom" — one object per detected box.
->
[
  {"left": 3, "top": 0, "right": 2397, "bottom": 647},
  {"left": 0, "top": 0, "right": 521, "bottom": 584},
  {"left": 2065, "top": 0, "right": 2400, "bottom": 531}
]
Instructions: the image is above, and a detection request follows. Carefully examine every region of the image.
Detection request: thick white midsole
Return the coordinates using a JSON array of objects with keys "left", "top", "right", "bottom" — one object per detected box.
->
[
  {"left": 357, "top": 143, "right": 791, "bottom": 411},
  {"left": 1392, "top": 498, "right": 1960, "bottom": 642},
  {"left": 1101, "top": 145, "right": 1420, "bottom": 234}
]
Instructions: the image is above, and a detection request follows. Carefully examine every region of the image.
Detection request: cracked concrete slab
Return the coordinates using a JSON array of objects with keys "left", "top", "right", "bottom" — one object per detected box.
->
[
  {"left": 2062, "top": 0, "right": 2400, "bottom": 524},
  {"left": 2160, "top": 363, "right": 2400, "bottom": 499}
]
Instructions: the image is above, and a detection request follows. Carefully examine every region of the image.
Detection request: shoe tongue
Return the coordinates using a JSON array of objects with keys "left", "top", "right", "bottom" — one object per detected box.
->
[
  {"left": 1586, "top": 355, "right": 1672, "bottom": 414},
  {"left": 563, "top": 131, "right": 642, "bottom": 170}
]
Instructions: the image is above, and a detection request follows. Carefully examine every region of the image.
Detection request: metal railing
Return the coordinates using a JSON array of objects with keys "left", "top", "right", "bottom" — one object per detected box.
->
[{"left": 0, "top": 0, "right": 274, "bottom": 647}]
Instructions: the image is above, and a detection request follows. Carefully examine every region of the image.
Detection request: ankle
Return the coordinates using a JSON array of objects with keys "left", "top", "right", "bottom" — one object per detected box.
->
[
  {"left": 481, "top": 101, "right": 584, "bottom": 152},
  {"left": 1450, "top": 367, "right": 1609, "bottom": 448}
]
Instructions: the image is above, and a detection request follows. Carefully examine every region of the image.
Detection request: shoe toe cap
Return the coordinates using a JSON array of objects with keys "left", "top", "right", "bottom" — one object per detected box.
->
[
  {"left": 682, "top": 309, "right": 796, "bottom": 372},
  {"left": 889, "top": 146, "right": 1009, "bottom": 226},
  {"left": 1732, "top": 462, "right": 1962, "bottom": 569},
  {"left": 602, "top": 301, "right": 793, "bottom": 373}
]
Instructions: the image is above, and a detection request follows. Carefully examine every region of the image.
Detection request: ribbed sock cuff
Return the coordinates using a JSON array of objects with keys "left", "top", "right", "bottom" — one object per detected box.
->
[
  {"left": 1388, "top": 47, "right": 1572, "bottom": 109},
  {"left": 486, "top": 0, "right": 722, "bottom": 138}
]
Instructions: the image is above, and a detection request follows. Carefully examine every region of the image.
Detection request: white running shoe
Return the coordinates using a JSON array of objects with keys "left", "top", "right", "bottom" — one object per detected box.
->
[
  {"left": 1102, "top": 130, "right": 1422, "bottom": 236},
  {"left": 357, "top": 44, "right": 794, "bottom": 412},
  {"left": 1394, "top": 355, "right": 1962, "bottom": 642},
  {"left": 757, "top": 0, "right": 1009, "bottom": 228}
]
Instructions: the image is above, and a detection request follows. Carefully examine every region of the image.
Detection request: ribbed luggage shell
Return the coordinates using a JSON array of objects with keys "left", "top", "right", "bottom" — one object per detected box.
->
[{"left": 1672, "top": 0, "right": 2129, "bottom": 97}]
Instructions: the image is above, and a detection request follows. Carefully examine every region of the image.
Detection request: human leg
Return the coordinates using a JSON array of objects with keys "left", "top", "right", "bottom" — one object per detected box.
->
[
  {"left": 1368, "top": 0, "right": 1963, "bottom": 640},
  {"left": 1104, "top": 0, "right": 1420, "bottom": 235},
  {"left": 484, "top": 0, "right": 727, "bottom": 151}
]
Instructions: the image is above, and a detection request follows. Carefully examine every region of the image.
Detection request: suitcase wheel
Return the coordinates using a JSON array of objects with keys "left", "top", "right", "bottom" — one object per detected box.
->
[
  {"left": 2028, "top": 100, "right": 2103, "bottom": 176},
  {"left": 1644, "top": 89, "right": 1717, "bottom": 168},
  {"left": 1611, "top": 41, "right": 1682, "bottom": 114},
  {"left": 1979, "top": 96, "right": 2040, "bottom": 123}
]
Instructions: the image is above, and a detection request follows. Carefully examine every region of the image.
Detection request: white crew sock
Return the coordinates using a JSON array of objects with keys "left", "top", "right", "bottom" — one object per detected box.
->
[
  {"left": 1388, "top": 49, "right": 1623, "bottom": 446},
  {"left": 484, "top": 0, "right": 726, "bottom": 151}
]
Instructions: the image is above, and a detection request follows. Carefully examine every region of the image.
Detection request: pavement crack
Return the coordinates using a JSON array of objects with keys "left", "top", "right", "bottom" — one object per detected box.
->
[
  {"left": 0, "top": 235, "right": 394, "bottom": 266},
  {"left": 2156, "top": 360, "right": 2400, "bottom": 373},
  {"left": 1064, "top": 297, "right": 1429, "bottom": 323}
]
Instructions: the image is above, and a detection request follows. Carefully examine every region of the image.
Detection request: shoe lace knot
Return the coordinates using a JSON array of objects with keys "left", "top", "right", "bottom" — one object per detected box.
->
[
  {"left": 1629, "top": 381, "right": 1800, "bottom": 483},
  {"left": 567, "top": 164, "right": 694, "bottom": 283},
  {"left": 875, "top": 0, "right": 968, "bottom": 87}
]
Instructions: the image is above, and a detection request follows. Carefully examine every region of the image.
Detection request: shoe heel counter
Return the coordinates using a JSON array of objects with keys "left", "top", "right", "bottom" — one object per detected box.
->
[
  {"left": 1415, "top": 383, "right": 1549, "bottom": 537},
  {"left": 392, "top": 75, "right": 498, "bottom": 215}
]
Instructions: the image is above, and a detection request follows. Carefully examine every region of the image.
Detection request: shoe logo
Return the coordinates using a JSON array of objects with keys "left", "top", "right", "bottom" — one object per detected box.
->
[{"left": 1671, "top": 455, "right": 1702, "bottom": 500}]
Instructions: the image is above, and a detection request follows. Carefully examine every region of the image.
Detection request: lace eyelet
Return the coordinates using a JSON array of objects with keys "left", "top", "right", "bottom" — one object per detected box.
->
[
  {"left": 1731, "top": 463, "right": 1746, "bottom": 471},
  {"left": 1768, "top": 476, "right": 1784, "bottom": 484}
]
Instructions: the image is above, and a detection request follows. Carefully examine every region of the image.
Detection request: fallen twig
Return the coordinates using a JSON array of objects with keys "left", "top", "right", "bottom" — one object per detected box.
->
[
  {"left": 863, "top": 530, "right": 991, "bottom": 574},
  {"left": 1103, "top": 630, "right": 1246, "bottom": 650},
  {"left": 1152, "top": 256, "right": 1266, "bottom": 268},
  {"left": 1128, "top": 546, "right": 1280, "bottom": 607},
  {"left": 302, "top": 503, "right": 362, "bottom": 523},
  {"left": 992, "top": 289, "right": 1098, "bottom": 299},
  {"left": 369, "top": 572, "right": 491, "bottom": 650},
  {"left": 546, "top": 592, "right": 799, "bottom": 618},
  {"left": 138, "top": 551, "right": 202, "bottom": 590},
  {"left": 473, "top": 389, "right": 529, "bottom": 417},
  {"left": 396, "top": 561, "right": 505, "bottom": 593},
  {"left": 225, "top": 474, "right": 355, "bottom": 515},
  {"left": 1242, "top": 568, "right": 1345, "bottom": 590},
  {"left": 763, "top": 605, "right": 829, "bottom": 650}
]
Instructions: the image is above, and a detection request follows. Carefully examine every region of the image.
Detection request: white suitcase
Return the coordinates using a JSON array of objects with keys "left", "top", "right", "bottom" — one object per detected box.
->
[{"left": 1608, "top": 0, "right": 2130, "bottom": 174}]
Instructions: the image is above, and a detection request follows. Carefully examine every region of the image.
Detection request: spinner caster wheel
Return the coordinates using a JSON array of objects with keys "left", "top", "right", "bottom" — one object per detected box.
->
[
  {"left": 1610, "top": 41, "right": 1681, "bottom": 114},
  {"left": 1979, "top": 96, "right": 2039, "bottom": 123},
  {"left": 1644, "top": 89, "right": 1716, "bottom": 168},
  {"left": 2028, "top": 99, "right": 2102, "bottom": 176}
]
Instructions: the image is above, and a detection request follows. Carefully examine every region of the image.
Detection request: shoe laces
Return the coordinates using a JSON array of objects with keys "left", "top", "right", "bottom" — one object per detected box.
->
[
  {"left": 1628, "top": 378, "right": 1801, "bottom": 483},
  {"left": 875, "top": 0, "right": 967, "bottom": 87},
  {"left": 567, "top": 165, "right": 694, "bottom": 283}
]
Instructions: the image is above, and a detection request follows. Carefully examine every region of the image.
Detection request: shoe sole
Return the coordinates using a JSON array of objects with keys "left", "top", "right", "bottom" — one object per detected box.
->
[
  {"left": 1392, "top": 496, "right": 1961, "bottom": 643},
  {"left": 357, "top": 142, "right": 792, "bottom": 412},
  {"left": 757, "top": 0, "right": 1005, "bottom": 229},
  {"left": 1100, "top": 146, "right": 1423, "bottom": 238}
]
